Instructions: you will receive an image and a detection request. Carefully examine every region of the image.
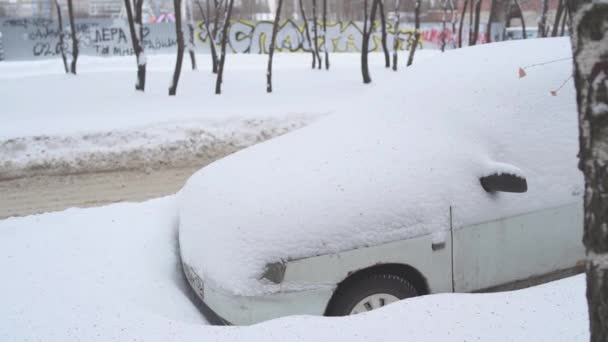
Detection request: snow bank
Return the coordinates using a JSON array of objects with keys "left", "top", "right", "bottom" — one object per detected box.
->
[
  {"left": 0, "top": 116, "right": 316, "bottom": 179},
  {"left": 0, "top": 197, "right": 588, "bottom": 341},
  {"left": 0, "top": 52, "right": 436, "bottom": 179},
  {"left": 0, "top": 196, "right": 206, "bottom": 340},
  {"left": 178, "top": 37, "right": 582, "bottom": 295}
]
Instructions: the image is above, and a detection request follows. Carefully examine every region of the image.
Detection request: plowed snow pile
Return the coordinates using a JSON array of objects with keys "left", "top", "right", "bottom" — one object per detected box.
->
[{"left": 0, "top": 52, "right": 436, "bottom": 179}]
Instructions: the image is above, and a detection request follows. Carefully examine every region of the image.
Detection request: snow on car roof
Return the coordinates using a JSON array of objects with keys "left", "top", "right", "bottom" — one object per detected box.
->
[{"left": 178, "top": 38, "right": 582, "bottom": 296}]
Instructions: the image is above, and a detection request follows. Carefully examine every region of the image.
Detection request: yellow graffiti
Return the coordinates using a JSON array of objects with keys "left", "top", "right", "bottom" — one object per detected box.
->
[{"left": 195, "top": 19, "right": 423, "bottom": 53}]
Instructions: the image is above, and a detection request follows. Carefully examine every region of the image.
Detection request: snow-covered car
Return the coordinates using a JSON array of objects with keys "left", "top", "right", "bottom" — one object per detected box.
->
[{"left": 178, "top": 38, "right": 584, "bottom": 325}]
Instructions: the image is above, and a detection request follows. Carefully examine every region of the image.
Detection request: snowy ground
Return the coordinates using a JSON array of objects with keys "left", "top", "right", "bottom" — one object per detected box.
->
[
  {"left": 0, "top": 41, "right": 590, "bottom": 340},
  {"left": 0, "top": 51, "right": 437, "bottom": 179},
  {"left": 0, "top": 196, "right": 589, "bottom": 341}
]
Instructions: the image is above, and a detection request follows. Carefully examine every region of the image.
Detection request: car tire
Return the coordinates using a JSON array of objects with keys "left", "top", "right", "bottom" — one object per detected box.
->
[{"left": 326, "top": 273, "right": 418, "bottom": 316}]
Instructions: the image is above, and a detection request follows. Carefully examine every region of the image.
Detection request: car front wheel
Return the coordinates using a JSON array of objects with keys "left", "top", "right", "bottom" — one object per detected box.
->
[{"left": 326, "top": 273, "right": 418, "bottom": 316}]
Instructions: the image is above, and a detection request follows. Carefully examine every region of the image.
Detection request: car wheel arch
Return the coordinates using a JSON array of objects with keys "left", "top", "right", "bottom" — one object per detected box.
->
[{"left": 323, "top": 263, "right": 429, "bottom": 316}]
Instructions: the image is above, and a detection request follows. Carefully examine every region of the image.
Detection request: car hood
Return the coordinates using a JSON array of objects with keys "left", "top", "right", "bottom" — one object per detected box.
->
[{"left": 178, "top": 38, "right": 582, "bottom": 296}]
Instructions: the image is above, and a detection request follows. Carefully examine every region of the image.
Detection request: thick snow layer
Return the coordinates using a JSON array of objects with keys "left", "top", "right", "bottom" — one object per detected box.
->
[
  {"left": 0, "top": 197, "right": 589, "bottom": 341},
  {"left": 178, "top": 38, "right": 583, "bottom": 295},
  {"left": 0, "top": 52, "right": 435, "bottom": 178},
  {"left": 0, "top": 115, "right": 317, "bottom": 179}
]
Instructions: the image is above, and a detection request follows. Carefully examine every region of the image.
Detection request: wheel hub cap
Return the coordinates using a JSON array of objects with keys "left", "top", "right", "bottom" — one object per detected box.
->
[{"left": 349, "top": 293, "right": 400, "bottom": 315}]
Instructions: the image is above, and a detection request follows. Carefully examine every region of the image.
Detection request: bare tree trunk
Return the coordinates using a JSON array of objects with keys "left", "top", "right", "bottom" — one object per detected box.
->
[
  {"left": 169, "top": 0, "right": 185, "bottom": 96},
  {"left": 215, "top": 0, "right": 234, "bottom": 94},
  {"left": 267, "top": 0, "right": 283, "bottom": 93},
  {"left": 361, "top": 0, "right": 377, "bottom": 83},
  {"left": 568, "top": 2, "right": 608, "bottom": 341},
  {"left": 213, "top": 0, "right": 225, "bottom": 70},
  {"left": 441, "top": 0, "right": 448, "bottom": 52},
  {"left": 196, "top": 0, "right": 218, "bottom": 73},
  {"left": 54, "top": 0, "right": 68, "bottom": 74},
  {"left": 322, "top": 0, "right": 329, "bottom": 70},
  {"left": 538, "top": 0, "right": 548, "bottom": 37},
  {"left": 559, "top": 4, "right": 568, "bottom": 36},
  {"left": 67, "top": 0, "right": 78, "bottom": 75},
  {"left": 298, "top": 0, "right": 316, "bottom": 69},
  {"left": 514, "top": 0, "right": 526, "bottom": 38},
  {"left": 376, "top": 0, "right": 390, "bottom": 67},
  {"left": 458, "top": 0, "right": 469, "bottom": 48},
  {"left": 134, "top": 0, "right": 146, "bottom": 90},
  {"left": 185, "top": 0, "right": 197, "bottom": 70},
  {"left": 487, "top": 0, "right": 495, "bottom": 42},
  {"left": 450, "top": 0, "right": 457, "bottom": 48},
  {"left": 124, "top": 0, "right": 147, "bottom": 91},
  {"left": 487, "top": 0, "right": 508, "bottom": 42},
  {"left": 312, "top": 0, "right": 322, "bottom": 69},
  {"left": 471, "top": 0, "right": 482, "bottom": 45},
  {"left": 551, "top": 0, "right": 564, "bottom": 37},
  {"left": 468, "top": 0, "right": 474, "bottom": 45},
  {"left": 392, "top": 0, "right": 401, "bottom": 71},
  {"left": 406, "top": 0, "right": 420, "bottom": 66}
]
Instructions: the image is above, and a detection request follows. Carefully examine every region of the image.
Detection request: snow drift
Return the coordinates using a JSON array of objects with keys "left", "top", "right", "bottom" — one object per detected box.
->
[{"left": 0, "top": 196, "right": 588, "bottom": 341}]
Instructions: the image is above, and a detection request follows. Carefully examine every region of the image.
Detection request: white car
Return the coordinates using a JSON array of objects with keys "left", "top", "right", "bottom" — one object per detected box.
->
[{"left": 178, "top": 38, "right": 584, "bottom": 325}]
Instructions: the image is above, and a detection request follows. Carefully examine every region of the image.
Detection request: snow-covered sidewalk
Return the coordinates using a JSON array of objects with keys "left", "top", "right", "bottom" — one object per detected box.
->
[{"left": 0, "top": 196, "right": 589, "bottom": 341}]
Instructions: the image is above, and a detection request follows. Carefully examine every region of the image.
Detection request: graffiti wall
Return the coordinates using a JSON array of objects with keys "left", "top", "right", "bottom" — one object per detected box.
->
[
  {"left": 0, "top": 17, "right": 178, "bottom": 60},
  {"left": 0, "top": 17, "right": 493, "bottom": 61},
  {"left": 199, "top": 19, "right": 490, "bottom": 54}
]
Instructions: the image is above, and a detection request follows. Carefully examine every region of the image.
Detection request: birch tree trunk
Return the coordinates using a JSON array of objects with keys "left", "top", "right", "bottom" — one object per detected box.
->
[
  {"left": 196, "top": 0, "right": 218, "bottom": 73},
  {"left": 312, "top": 0, "right": 322, "bottom": 69},
  {"left": 551, "top": 0, "right": 564, "bottom": 37},
  {"left": 406, "top": 0, "right": 420, "bottom": 66},
  {"left": 377, "top": 0, "right": 390, "bottom": 67},
  {"left": 185, "top": 0, "right": 197, "bottom": 70},
  {"left": 559, "top": 4, "right": 568, "bottom": 36},
  {"left": 322, "top": 0, "right": 329, "bottom": 70},
  {"left": 569, "top": 2, "right": 608, "bottom": 341},
  {"left": 54, "top": 0, "right": 68, "bottom": 74},
  {"left": 450, "top": 0, "right": 457, "bottom": 48},
  {"left": 361, "top": 0, "right": 377, "bottom": 83},
  {"left": 267, "top": 0, "right": 283, "bottom": 93},
  {"left": 392, "top": 0, "right": 401, "bottom": 71},
  {"left": 169, "top": 0, "right": 185, "bottom": 96},
  {"left": 514, "top": 0, "right": 527, "bottom": 38},
  {"left": 487, "top": 0, "right": 508, "bottom": 42},
  {"left": 124, "top": 0, "right": 147, "bottom": 91},
  {"left": 441, "top": 0, "right": 448, "bottom": 52},
  {"left": 215, "top": 0, "right": 234, "bottom": 94},
  {"left": 487, "top": 0, "right": 495, "bottom": 42},
  {"left": 67, "top": 0, "right": 78, "bottom": 74},
  {"left": 458, "top": 0, "right": 469, "bottom": 48},
  {"left": 298, "top": 0, "right": 316, "bottom": 69},
  {"left": 471, "top": 0, "right": 482, "bottom": 46},
  {"left": 538, "top": 0, "right": 548, "bottom": 37}
]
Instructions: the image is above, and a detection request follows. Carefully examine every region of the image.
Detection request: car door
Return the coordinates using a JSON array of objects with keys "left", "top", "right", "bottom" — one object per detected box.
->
[{"left": 451, "top": 201, "right": 585, "bottom": 293}]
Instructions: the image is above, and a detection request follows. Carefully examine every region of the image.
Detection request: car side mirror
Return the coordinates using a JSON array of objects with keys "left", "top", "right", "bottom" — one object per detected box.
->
[{"left": 480, "top": 173, "right": 527, "bottom": 193}]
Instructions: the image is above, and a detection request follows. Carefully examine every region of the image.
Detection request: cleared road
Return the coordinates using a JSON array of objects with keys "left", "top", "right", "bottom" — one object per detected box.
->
[{"left": 0, "top": 165, "right": 200, "bottom": 219}]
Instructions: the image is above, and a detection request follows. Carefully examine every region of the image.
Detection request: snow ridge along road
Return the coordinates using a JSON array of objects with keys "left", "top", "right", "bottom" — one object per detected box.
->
[{"left": 0, "top": 116, "right": 318, "bottom": 218}]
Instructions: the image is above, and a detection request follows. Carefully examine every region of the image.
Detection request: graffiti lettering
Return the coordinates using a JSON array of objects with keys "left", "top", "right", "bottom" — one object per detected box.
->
[
  {"left": 1, "top": 17, "right": 490, "bottom": 61},
  {"left": 195, "top": 19, "right": 477, "bottom": 54},
  {"left": 93, "top": 27, "right": 128, "bottom": 44}
]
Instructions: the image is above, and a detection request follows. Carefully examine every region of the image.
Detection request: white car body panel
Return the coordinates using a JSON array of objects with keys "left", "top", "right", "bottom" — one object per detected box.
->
[
  {"left": 284, "top": 230, "right": 453, "bottom": 294},
  {"left": 186, "top": 202, "right": 584, "bottom": 325},
  {"left": 452, "top": 201, "right": 584, "bottom": 292},
  {"left": 202, "top": 281, "right": 334, "bottom": 326}
]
